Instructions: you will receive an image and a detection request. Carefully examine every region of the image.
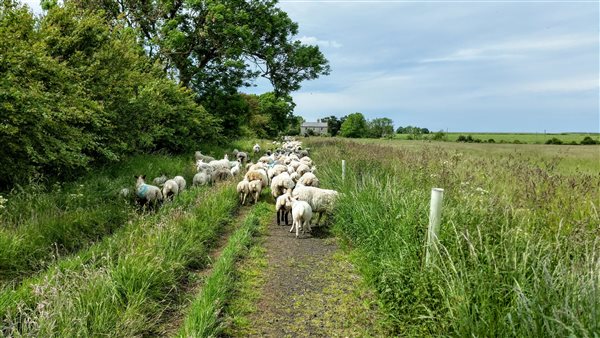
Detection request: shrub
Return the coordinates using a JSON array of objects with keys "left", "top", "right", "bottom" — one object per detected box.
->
[
  {"left": 487, "top": 138, "right": 495, "bottom": 143},
  {"left": 581, "top": 136, "right": 598, "bottom": 145},
  {"left": 545, "top": 137, "right": 563, "bottom": 145}
]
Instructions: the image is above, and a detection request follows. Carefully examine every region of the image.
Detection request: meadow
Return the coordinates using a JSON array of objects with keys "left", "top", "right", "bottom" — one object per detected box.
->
[
  {"left": 395, "top": 132, "right": 600, "bottom": 144},
  {"left": 306, "top": 137, "right": 599, "bottom": 336}
]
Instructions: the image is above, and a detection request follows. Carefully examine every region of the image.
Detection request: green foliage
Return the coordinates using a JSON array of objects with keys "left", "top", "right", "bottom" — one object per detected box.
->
[
  {"left": 321, "top": 115, "right": 345, "bottom": 137},
  {"left": 368, "top": 117, "right": 394, "bottom": 138},
  {"left": 396, "top": 126, "right": 429, "bottom": 135},
  {"left": 581, "top": 136, "right": 599, "bottom": 145},
  {"left": 0, "top": 3, "right": 217, "bottom": 188},
  {"left": 545, "top": 138, "right": 563, "bottom": 145},
  {"left": 339, "top": 113, "right": 368, "bottom": 138},
  {"left": 431, "top": 130, "right": 447, "bottom": 141}
]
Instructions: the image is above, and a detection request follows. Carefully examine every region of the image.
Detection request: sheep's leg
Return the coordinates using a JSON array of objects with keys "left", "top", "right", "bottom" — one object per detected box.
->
[
  {"left": 284, "top": 211, "right": 289, "bottom": 225},
  {"left": 289, "top": 221, "right": 296, "bottom": 234},
  {"left": 315, "top": 212, "right": 323, "bottom": 226},
  {"left": 277, "top": 209, "right": 281, "bottom": 225},
  {"left": 306, "top": 219, "right": 312, "bottom": 233}
]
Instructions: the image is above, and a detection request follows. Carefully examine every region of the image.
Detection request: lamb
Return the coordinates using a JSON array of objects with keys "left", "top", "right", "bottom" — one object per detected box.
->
[
  {"left": 270, "top": 172, "right": 295, "bottom": 199},
  {"left": 275, "top": 193, "right": 292, "bottom": 226},
  {"left": 291, "top": 185, "right": 338, "bottom": 226},
  {"left": 248, "top": 179, "right": 263, "bottom": 204},
  {"left": 152, "top": 174, "right": 168, "bottom": 186},
  {"left": 230, "top": 161, "right": 241, "bottom": 177},
  {"left": 162, "top": 179, "right": 179, "bottom": 200},
  {"left": 290, "top": 198, "right": 313, "bottom": 238},
  {"left": 195, "top": 151, "right": 215, "bottom": 163},
  {"left": 193, "top": 171, "right": 212, "bottom": 186},
  {"left": 237, "top": 179, "right": 250, "bottom": 205},
  {"left": 173, "top": 175, "right": 186, "bottom": 191},
  {"left": 134, "top": 175, "right": 163, "bottom": 207},
  {"left": 253, "top": 143, "right": 261, "bottom": 154}
]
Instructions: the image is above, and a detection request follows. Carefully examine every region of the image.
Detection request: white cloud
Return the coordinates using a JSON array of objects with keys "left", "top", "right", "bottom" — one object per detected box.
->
[
  {"left": 421, "top": 34, "right": 598, "bottom": 63},
  {"left": 298, "top": 36, "right": 343, "bottom": 48},
  {"left": 520, "top": 78, "right": 599, "bottom": 93}
]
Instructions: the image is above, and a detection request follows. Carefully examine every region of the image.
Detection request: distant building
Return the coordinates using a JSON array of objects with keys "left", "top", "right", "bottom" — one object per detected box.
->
[{"left": 301, "top": 120, "right": 328, "bottom": 135}]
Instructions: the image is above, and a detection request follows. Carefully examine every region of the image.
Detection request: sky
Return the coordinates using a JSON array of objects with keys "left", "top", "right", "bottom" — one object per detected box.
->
[{"left": 20, "top": 0, "right": 600, "bottom": 132}]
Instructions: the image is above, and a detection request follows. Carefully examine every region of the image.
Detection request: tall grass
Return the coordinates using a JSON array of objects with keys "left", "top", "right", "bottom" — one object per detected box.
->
[
  {"left": 177, "top": 202, "right": 271, "bottom": 337},
  {"left": 0, "top": 153, "right": 201, "bottom": 283},
  {"left": 307, "top": 138, "right": 599, "bottom": 336},
  {"left": 1, "top": 179, "right": 239, "bottom": 336}
]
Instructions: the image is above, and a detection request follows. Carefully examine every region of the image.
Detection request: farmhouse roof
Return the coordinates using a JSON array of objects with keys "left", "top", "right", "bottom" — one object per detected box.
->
[{"left": 302, "top": 122, "right": 327, "bottom": 127}]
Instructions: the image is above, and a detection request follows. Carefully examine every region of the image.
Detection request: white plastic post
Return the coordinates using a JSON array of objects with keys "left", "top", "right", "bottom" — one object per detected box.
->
[
  {"left": 425, "top": 188, "right": 444, "bottom": 267},
  {"left": 342, "top": 160, "right": 346, "bottom": 180}
]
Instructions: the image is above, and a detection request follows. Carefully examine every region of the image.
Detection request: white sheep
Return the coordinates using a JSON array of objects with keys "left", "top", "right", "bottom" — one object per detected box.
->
[
  {"left": 152, "top": 174, "right": 168, "bottom": 186},
  {"left": 245, "top": 169, "right": 268, "bottom": 188},
  {"left": 253, "top": 143, "right": 261, "bottom": 154},
  {"left": 173, "top": 175, "right": 186, "bottom": 191},
  {"left": 162, "top": 179, "right": 179, "bottom": 200},
  {"left": 290, "top": 198, "right": 313, "bottom": 238},
  {"left": 135, "top": 175, "right": 163, "bottom": 207},
  {"left": 237, "top": 179, "right": 251, "bottom": 205},
  {"left": 195, "top": 151, "right": 215, "bottom": 163},
  {"left": 212, "top": 168, "right": 233, "bottom": 183},
  {"left": 270, "top": 172, "right": 295, "bottom": 199},
  {"left": 291, "top": 185, "right": 338, "bottom": 226},
  {"left": 248, "top": 179, "right": 263, "bottom": 204},
  {"left": 193, "top": 171, "right": 212, "bottom": 186},
  {"left": 275, "top": 193, "right": 293, "bottom": 226},
  {"left": 236, "top": 151, "right": 249, "bottom": 164},
  {"left": 298, "top": 172, "right": 319, "bottom": 187},
  {"left": 230, "top": 162, "right": 241, "bottom": 177}
]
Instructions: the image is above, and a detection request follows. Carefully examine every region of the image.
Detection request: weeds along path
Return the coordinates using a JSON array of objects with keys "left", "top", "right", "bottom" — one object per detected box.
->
[
  {"left": 158, "top": 204, "right": 259, "bottom": 336},
  {"left": 0, "top": 181, "right": 239, "bottom": 336},
  {"left": 223, "top": 210, "right": 388, "bottom": 337}
]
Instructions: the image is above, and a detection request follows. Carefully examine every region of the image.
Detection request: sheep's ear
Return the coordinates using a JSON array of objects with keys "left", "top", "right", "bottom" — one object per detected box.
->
[
  {"left": 134, "top": 175, "right": 138, "bottom": 179},
  {"left": 142, "top": 175, "right": 146, "bottom": 179}
]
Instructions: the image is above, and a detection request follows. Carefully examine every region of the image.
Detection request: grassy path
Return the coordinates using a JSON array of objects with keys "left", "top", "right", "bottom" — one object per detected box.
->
[{"left": 223, "top": 210, "right": 389, "bottom": 337}]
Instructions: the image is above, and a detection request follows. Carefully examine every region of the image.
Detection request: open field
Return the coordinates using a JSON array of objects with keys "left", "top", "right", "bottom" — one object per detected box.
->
[
  {"left": 395, "top": 132, "right": 600, "bottom": 144},
  {"left": 357, "top": 138, "right": 600, "bottom": 174},
  {"left": 305, "top": 137, "right": 599, "bottom": 336}
]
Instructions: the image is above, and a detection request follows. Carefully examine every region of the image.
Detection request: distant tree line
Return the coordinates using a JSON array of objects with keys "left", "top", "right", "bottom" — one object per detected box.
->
[
  {"left": 0, "top": 1, "right": 328, "bottom": 188},
  {"left": 318, "top": 113, "right": 395, "bottom": 138}
]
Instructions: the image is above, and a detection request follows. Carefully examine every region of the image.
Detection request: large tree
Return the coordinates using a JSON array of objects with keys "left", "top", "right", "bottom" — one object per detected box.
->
[
  {"left": 67, "top": 0, "right": 330, "bottom": 97},
  {"left": 368, "top": 117, "right": 394, "bottom": 138},
  {"left": 339, "top": 113, "right": 367, "bottom": 138}
]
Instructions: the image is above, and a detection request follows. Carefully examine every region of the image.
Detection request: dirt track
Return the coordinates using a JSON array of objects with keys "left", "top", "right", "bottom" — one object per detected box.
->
[{"left": 233, "top": 215, "right": 387, "bottom": 337}]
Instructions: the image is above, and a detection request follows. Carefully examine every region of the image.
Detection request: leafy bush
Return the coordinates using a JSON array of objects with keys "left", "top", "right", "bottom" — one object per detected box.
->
[
  {"left": 581, "top": 136, "right": 598, "bottom": 145},
  {"left": 545, "top": 137, "right": 563, "bottom": 145}
]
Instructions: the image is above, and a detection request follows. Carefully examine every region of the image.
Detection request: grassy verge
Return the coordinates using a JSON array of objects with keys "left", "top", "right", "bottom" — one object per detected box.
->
[
  {"left": 1, "top": 181, "right": 238, "bottom": 336},
  {"left": 0, "top": 138, "right": 269, "bottom": 285},
  {"left": 177, "top": 202, "right": 272, "bottom": 337},
  {"left": 306, "top": 138, "right": 599, "bottom": 336}
]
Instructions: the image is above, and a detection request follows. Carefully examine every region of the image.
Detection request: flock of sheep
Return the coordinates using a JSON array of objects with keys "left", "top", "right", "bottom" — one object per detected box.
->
[
  {"left": 128, "top": 138, "right": 338, "bottom": 238},
  {"left": 236, "top": 139, "right": 338, "bottom": 237}
]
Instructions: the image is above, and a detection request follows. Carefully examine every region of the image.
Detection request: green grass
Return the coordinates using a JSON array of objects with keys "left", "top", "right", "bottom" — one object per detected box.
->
[
  {"left": 177, "top": 202, "right": 271, "bottom": 337},
  {"left": 306, "top": 138, "right": 599, "bottom": 337},
  {"left": 355, "top": 138, "right": 600, "bottom": 174},
  {"left": 0, "top": 138, "right": 270, "bottom": 285},
  {"left": 395, "top": 132, "right": 600, "bottom": 144}
]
